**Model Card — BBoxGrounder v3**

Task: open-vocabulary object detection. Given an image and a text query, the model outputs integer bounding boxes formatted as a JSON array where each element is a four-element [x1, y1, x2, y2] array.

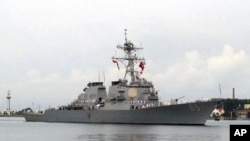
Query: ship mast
[[112, 29, 145, 82]]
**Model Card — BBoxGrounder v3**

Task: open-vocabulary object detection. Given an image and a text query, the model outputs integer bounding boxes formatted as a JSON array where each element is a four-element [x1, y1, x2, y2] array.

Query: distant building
[[236, 104, 250, 119], [244, 104, 250, 110]]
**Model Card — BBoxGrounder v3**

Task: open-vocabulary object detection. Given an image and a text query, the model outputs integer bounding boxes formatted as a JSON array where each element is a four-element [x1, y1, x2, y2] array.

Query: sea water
[[0, 117, 249, 141]]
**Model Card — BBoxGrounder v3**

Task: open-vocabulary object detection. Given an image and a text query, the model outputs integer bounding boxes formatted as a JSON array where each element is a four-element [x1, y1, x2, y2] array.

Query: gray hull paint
[[24, 101, 215, 125]]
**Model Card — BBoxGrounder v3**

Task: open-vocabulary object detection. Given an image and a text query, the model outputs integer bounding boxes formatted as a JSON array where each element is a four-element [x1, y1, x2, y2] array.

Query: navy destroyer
[[23, 30, 221, 125]]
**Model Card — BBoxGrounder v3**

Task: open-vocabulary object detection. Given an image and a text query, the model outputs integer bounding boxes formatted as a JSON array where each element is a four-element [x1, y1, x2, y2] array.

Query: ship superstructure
[[67, 29, 159, 111]]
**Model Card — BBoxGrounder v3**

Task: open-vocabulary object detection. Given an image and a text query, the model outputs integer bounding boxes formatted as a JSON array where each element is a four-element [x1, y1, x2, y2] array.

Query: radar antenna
[[124, 29, 128, 43], [112, 29, 145, 82]]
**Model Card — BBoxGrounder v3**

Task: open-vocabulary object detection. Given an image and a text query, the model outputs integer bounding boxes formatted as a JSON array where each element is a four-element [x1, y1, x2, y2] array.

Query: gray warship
[[23, 30, 221, 125]]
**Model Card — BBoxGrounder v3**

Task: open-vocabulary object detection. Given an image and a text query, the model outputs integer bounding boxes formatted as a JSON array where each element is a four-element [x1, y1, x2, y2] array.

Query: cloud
[[207, 45, 248, 73], [147, 45, 250, 100]]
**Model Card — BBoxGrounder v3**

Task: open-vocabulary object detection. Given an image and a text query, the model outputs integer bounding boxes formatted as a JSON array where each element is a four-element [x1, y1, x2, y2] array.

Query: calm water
[[0, 117, 249, 141]]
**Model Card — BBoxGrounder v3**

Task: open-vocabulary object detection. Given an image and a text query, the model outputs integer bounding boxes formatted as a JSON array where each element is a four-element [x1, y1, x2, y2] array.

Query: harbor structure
[[6, 90, 11, 111]]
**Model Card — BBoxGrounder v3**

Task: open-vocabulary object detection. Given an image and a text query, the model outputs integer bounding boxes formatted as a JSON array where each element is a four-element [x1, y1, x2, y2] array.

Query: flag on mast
[[139, 61, 145, 74], [112, 60, 120, 70]]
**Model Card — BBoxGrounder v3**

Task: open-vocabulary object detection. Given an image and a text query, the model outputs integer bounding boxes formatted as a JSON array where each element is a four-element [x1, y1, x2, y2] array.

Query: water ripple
[[76, 133, 220, 141]]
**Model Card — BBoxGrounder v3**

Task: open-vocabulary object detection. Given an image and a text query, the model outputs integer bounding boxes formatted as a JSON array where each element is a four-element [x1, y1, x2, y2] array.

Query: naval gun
[[175, 96, 185, 104], [169, 96, 185, 105]]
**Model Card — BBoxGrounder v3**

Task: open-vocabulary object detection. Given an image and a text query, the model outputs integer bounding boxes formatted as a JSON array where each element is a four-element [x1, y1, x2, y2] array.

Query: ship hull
[[23, 100, 216, 125]]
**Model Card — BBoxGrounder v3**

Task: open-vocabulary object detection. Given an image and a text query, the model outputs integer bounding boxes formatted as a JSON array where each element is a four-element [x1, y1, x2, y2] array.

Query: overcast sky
[[1, 0, 250, 111]]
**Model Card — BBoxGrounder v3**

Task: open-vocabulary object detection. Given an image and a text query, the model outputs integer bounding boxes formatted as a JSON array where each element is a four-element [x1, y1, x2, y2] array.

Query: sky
[[1, 0, 250, 111]]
